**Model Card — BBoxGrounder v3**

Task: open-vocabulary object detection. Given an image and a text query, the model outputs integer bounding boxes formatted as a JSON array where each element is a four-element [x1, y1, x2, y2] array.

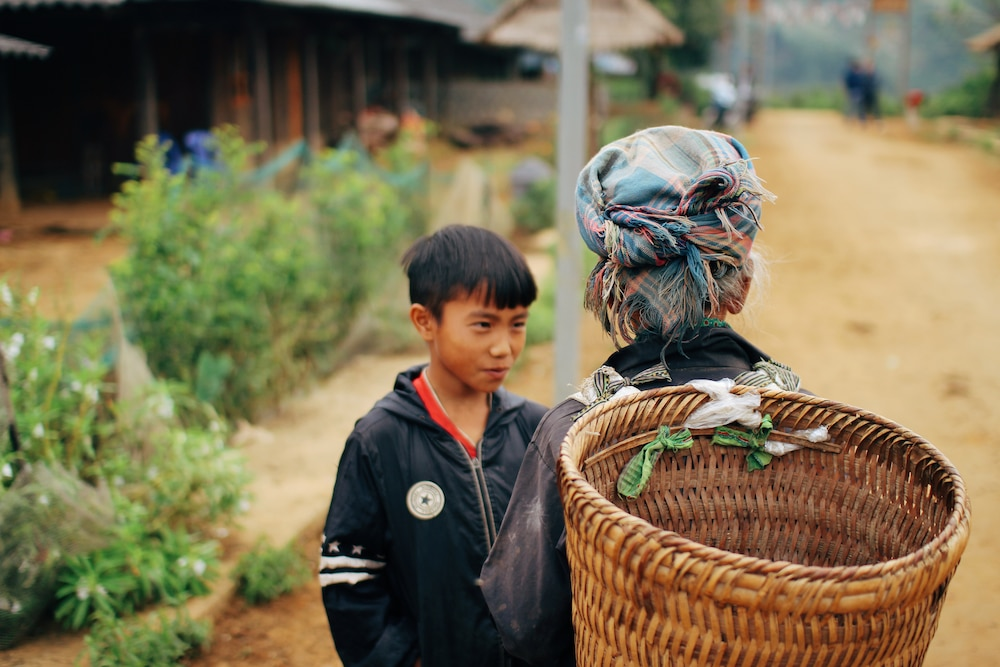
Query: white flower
[[42, 336, 56, 351], [4, 332, 24, 360], [31, 423, 44, 439], [96, 585, 107, 597], [193, 560, 207, 577], [147, 466, 158, 480], [26, 287, 38, 306], [113, 475, 124, 487], [153, 394, 174, 420], [76, 585, 90, 601], [178, 557, 189, 568], [209, 420, 221, 433], [84, 384, 99, 403], [213, 527, 230, 539], [38, 494, 49, 506], [0, 284, 12, 307], [238, 499, 251, 514], [70, 380, 82, 392], [1, 463, 12, 479]]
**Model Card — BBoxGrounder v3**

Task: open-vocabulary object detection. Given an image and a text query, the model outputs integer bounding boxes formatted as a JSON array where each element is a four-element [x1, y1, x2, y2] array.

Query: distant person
[[319, 224, 548, 667], [480, 125, 802, 666], [706, 73, 738, 131], [843, 58, 865, 122], [859, 59, 881, 125]]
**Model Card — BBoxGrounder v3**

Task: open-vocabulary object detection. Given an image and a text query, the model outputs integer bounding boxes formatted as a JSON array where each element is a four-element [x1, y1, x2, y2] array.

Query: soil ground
[[1, 108, 998, 666]]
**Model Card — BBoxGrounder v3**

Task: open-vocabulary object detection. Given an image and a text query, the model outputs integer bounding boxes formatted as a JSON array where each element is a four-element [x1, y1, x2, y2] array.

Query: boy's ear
[[409, 304, 436, 341]]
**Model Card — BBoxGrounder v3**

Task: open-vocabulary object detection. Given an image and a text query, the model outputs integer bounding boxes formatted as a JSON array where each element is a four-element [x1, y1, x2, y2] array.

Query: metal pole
[[899, 5, 911, 100], [553, 0, 589, 402]]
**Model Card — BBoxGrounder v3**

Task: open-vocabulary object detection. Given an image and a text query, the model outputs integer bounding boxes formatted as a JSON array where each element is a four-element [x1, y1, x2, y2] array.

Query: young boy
[[319, 224, 548, 667]]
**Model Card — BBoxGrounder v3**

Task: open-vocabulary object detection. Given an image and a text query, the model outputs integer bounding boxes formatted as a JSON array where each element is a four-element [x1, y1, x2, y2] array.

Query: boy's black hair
[[401, 224, 538, 319]]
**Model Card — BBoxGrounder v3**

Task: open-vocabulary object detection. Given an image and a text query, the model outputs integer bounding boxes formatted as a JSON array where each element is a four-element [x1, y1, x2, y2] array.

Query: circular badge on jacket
[[406, 481, 445, 520]]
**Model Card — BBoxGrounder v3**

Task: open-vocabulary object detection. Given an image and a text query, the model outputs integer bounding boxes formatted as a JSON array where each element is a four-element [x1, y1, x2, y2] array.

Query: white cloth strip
[[319, 555, 386, 571], [320, 571, 377, 587]]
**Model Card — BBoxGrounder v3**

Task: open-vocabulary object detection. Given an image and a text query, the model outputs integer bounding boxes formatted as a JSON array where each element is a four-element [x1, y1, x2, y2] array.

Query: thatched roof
[[967, 22, 1000, 52], [479, 0, 684, 53]]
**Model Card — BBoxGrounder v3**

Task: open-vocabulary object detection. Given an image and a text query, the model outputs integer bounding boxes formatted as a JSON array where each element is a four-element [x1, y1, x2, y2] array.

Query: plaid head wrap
[[576, 125, 775, 346]]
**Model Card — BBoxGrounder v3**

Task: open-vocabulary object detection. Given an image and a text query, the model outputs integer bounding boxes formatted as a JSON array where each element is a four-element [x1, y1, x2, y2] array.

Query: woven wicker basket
[[558, 385, 971, 667]]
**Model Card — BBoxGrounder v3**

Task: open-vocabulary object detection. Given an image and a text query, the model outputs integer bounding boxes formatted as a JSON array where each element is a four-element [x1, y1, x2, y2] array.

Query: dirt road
[[189, 109, 1000, 666], [1, 108, 997, 665], [736, 110, 998, 665]]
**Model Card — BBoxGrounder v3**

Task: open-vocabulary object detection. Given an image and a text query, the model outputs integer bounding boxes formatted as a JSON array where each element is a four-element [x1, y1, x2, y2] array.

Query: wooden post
[[422, 41, 438, 120], [285, 38, 304, 142], [133, 26, 159, 141], [0, 63, 20, 216], [393, 33, 408, 115], [210, 33, 231, 129], [350, 32, 366, 120], [250, 18, 273, 148], [302, 32, 322, 151]]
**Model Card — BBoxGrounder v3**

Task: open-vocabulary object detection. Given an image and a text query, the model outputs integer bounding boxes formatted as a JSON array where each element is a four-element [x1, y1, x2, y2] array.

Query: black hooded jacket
[[480, 326, 777, 666], [320, 364, 547, 667]]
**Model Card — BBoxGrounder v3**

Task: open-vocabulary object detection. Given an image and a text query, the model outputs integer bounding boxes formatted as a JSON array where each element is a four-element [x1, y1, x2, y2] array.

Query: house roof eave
[[0, 32, 52, 58]]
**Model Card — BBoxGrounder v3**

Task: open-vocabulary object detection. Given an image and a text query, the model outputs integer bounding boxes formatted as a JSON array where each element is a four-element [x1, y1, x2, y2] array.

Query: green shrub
[[232, 538, 312, 605], [1, 281, 250, 642], [83, 609, 211, 667], [108, 126, 423, 420], [511, 177, 556, 235], [0, 280, 112, 473], [921, 69, 994, 118]]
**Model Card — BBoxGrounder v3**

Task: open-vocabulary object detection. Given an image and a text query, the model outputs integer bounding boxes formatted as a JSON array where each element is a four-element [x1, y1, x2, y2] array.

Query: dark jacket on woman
[[480, 326, 776, 667]]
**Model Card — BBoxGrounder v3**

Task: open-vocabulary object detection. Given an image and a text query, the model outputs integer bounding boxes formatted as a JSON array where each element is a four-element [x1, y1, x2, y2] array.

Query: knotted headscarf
[[576, 126, 775, 346]]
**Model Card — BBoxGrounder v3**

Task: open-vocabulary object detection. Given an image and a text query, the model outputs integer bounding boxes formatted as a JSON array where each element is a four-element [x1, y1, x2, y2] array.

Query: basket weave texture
[[558, 385, 971, 667]]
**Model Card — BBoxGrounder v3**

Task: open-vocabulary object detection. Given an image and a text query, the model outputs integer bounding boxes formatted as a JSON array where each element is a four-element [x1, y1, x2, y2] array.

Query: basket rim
[[558, 385, 971, 610]]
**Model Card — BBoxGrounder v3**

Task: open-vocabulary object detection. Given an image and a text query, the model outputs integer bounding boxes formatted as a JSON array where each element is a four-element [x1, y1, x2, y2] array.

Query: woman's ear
[[725, 274, 753, 315], [410, 304, 436, 341]]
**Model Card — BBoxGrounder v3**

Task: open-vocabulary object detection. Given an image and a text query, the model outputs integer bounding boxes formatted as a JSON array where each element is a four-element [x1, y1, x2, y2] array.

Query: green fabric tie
[[617, 426, 693, 500], [712, 413, 775, 471]]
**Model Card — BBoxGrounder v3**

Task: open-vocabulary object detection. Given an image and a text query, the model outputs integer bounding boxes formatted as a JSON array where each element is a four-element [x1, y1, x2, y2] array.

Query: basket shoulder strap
[[570, 362, 672, 420]]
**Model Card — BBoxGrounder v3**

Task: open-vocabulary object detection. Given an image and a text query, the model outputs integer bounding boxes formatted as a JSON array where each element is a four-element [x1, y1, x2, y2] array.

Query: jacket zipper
[[468, 441, 497, 548]]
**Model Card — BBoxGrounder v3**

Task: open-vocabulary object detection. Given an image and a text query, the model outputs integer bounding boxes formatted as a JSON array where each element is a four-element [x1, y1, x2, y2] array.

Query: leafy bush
[[84, 609, 211, 667], [511, 177, 556, 235], [0, 281, 112, 473], [108, 126, 424, 420], [231, 538, 312, 605], [53, 522, 220, 630], [921, 68, 994, 118], [0, 280, 250, 642]]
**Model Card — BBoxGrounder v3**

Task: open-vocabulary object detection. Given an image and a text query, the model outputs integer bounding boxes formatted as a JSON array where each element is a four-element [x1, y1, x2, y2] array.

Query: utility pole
[[553, 0, 589, 402]]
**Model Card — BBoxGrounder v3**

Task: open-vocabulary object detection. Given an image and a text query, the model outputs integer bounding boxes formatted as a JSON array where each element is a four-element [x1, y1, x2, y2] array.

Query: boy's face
[[410, 289, 529, 399]]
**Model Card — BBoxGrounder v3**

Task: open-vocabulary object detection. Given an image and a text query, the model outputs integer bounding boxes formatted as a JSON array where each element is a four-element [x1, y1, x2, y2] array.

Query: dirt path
[[2, 109, 997, 666], [738, 110, 998, 665], [182, 109, 1000, 666]]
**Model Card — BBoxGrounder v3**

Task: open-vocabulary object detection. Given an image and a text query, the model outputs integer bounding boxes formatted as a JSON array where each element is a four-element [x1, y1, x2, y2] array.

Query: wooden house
[[0, 0, 516, 212]]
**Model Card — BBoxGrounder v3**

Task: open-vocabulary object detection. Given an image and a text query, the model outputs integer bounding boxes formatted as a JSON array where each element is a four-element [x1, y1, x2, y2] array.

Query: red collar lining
[[413, 371, 478, 459]]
